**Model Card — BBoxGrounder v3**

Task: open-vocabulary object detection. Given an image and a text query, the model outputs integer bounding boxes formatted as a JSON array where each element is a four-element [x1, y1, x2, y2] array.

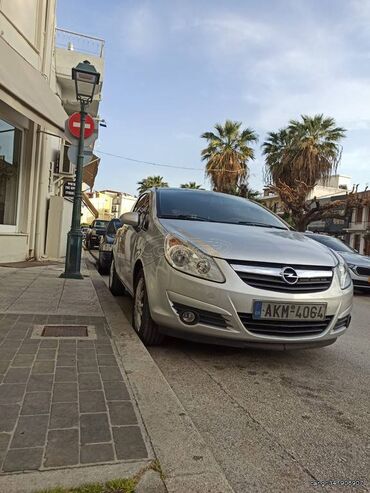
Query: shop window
[[0, 119, 22, 226]]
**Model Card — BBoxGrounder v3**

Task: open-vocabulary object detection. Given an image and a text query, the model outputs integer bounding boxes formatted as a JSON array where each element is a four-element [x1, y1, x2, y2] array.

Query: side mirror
[[119, 211, 139, 227]]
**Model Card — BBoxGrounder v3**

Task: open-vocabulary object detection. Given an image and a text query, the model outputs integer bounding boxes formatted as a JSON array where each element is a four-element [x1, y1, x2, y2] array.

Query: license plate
[[253, 301, 327, 321]]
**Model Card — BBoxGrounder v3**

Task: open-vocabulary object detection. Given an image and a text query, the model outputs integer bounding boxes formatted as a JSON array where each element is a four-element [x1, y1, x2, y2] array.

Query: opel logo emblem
[[281, 267, 299, 285]]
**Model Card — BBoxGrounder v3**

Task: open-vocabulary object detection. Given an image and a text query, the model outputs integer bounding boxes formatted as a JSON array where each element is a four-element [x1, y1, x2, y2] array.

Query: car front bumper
[[89, 235, 103, 247], [146, 257, 353, 348], [349, 269, 370, 289]]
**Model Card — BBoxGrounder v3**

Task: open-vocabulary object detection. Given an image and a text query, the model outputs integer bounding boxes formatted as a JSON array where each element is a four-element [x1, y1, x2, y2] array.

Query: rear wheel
[[133, 269, 164, 346], [97, 253, 109, 275], [109, 259, 125, 296]]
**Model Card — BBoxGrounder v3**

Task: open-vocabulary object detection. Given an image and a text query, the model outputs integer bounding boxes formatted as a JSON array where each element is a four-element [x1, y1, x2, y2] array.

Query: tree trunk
[[293, 215, 309, 232]]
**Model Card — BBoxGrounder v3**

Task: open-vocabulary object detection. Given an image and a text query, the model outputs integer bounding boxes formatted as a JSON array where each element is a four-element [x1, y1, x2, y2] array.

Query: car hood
[[337, 251, 370, 267], [159, 219, 337, 267]]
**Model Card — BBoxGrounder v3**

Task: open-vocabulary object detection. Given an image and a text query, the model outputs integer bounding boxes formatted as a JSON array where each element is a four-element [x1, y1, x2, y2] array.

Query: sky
[[57, 0, 370, 196]]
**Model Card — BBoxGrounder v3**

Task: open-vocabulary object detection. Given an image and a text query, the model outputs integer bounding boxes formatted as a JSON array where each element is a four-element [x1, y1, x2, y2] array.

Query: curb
[[86, 257, 234, 493]]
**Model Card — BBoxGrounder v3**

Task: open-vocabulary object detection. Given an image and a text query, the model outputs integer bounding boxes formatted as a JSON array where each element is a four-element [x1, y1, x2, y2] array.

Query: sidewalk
[[0, 257, 234, 492]]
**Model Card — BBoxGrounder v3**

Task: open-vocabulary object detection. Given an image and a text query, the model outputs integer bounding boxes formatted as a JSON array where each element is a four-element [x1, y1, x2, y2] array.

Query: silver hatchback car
[[110, 188, 353, 349]]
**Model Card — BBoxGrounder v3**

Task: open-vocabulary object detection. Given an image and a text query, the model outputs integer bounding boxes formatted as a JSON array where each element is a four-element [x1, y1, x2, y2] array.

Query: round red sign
[[68, 112, 95, 139]]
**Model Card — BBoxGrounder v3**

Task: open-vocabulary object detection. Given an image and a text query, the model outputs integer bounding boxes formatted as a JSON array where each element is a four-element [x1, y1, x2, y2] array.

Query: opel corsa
[[110, 189, 352, 349]]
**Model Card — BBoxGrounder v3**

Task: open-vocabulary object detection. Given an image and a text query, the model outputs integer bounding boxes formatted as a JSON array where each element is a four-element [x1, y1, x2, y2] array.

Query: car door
[[116, 193, 150, 292]]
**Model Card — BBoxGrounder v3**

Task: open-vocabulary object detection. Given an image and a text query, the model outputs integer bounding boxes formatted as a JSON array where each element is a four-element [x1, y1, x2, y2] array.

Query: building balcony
[[346, 222, 368, 232], [55, 28, 105, 117]]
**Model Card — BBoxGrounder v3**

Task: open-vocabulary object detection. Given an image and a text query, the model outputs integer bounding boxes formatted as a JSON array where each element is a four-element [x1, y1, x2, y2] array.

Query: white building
[[0, 1, 104, 262], [81, 190, 136, 225]]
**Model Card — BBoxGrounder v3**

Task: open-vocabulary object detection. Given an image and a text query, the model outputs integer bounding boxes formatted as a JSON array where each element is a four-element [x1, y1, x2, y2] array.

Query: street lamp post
[[61, 60, 100, 279]]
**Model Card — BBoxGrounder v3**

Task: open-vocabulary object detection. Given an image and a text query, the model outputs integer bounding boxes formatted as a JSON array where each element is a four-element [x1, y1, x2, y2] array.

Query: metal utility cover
[[31, 324, 97, 340], [42, 325, 88, 337]]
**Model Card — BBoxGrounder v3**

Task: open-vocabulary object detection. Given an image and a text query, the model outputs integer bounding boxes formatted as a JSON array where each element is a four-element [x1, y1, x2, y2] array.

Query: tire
[[109, 259, 125, 296], [97, 254, 109, 275], [132, 269, 164, 346]]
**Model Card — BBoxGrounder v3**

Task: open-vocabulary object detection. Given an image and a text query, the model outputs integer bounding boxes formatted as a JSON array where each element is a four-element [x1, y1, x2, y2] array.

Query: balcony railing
[[55, 28, 104, 58]]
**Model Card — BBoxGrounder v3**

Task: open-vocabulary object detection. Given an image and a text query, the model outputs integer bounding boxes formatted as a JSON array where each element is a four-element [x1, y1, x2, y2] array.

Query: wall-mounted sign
[[63, 180, 76, 198]]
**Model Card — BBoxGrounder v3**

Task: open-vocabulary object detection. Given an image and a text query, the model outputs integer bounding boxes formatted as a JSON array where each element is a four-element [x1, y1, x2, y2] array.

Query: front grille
[[356, 266, 370, 276], [238, 313, 333, 337], [230, 262, 333, 293], [172, 303, 229, 329]]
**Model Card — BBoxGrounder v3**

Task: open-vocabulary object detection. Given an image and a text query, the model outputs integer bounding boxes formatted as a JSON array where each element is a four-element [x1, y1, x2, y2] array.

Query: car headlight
[[164, 235, 225, 283], [334, 255, 352, 290], [100, 243, 113, 252]]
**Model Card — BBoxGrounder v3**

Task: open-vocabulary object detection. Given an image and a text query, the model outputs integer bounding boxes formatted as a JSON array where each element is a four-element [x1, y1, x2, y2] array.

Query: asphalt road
[[90, 251, 369, 492]]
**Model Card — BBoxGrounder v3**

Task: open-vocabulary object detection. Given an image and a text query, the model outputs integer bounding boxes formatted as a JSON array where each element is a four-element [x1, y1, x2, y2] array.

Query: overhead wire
[[95, 150, 244, 173]]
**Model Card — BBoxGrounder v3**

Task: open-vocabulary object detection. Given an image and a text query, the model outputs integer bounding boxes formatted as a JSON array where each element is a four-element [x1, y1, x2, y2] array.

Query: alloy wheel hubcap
[[134, 278, 144, 332], [109, 261, 114, 288]]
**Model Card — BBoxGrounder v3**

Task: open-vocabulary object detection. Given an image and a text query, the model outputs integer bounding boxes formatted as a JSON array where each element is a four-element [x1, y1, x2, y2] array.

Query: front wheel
[[97, 253, 109, 275], [133, 269, 164, 346], [109, 259, 125, 296]]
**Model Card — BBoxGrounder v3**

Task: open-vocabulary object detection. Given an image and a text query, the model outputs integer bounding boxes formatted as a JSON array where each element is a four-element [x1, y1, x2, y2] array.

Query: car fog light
[[180, 311, 198, 325]]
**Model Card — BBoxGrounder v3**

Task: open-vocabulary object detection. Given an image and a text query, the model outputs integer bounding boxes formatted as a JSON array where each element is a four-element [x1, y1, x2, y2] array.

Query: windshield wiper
[[158, 214, 212, 222], [236, 221, 286, 230]]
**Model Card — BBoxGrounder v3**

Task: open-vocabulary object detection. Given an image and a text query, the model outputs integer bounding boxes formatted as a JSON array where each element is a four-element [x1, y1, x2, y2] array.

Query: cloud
[[341, 147, 370, 187], [117, 4, 161, 56], [108, 0, 370, 190], [195, 13, 272, 51]]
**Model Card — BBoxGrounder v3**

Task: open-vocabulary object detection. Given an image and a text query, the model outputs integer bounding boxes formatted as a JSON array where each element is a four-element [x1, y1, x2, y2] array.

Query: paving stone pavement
[[0, 265, 150, 475]]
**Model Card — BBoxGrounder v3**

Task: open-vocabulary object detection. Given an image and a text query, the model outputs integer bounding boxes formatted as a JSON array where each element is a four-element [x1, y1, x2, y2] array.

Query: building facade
[[346, 191, 370, 256], [81, 190, 136, 225], [0, 0, 104, 262]]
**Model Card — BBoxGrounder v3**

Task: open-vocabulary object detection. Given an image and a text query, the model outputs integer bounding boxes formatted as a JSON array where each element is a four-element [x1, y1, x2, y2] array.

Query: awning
[[0, 37, 68, 136], [82, 155, 100, 189], [82, 192, 99, 218]]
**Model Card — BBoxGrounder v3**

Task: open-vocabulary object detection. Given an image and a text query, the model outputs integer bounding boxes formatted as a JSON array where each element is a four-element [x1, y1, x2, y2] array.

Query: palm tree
[[201, 120, 258, 193], [262, 115, 345, 188], [262, 128, 292, 186], [137, 176, 169, 194], [180, 182, 202, 189]]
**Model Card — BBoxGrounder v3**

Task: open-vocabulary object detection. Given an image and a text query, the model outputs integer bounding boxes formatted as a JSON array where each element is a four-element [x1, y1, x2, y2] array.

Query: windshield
[[308, 235, 354, 253], [94, 220, 109, 228], [156, 189, 287, 229]]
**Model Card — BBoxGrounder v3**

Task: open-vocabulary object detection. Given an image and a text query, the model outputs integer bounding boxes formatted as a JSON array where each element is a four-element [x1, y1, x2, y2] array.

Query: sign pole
[[61, 101, 87, 279]]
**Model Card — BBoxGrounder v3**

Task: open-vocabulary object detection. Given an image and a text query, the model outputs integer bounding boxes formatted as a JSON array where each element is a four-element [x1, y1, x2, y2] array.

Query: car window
[[156, 189, 287, 229], [94, 220, 109, 228], [307, 235, 355, 253], [107, 219, 121, 235], [133, 194, 150, 215]]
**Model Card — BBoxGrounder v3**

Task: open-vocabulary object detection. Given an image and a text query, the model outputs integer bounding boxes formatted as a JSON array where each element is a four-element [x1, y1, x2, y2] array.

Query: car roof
[[154, 187, 252, 200]]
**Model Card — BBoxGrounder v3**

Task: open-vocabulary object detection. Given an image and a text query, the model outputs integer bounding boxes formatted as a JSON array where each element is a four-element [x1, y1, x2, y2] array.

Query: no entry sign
[[68, 112, 95, 139]]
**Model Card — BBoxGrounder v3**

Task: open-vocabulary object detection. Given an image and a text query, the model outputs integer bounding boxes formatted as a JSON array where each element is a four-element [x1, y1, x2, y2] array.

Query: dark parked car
[[85, 219, 109, 249], [97, 218, 122, 274], [305, 233, 370, 291]]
